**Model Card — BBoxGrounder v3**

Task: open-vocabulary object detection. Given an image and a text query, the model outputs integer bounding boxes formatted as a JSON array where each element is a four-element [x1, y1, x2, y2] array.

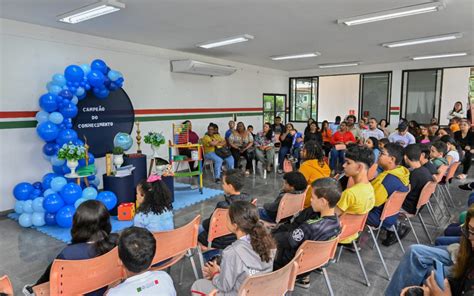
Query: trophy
[[135, 121, 142, 154]]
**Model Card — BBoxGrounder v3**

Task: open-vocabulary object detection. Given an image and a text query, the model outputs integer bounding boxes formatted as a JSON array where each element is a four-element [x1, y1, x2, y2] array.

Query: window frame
[[358, 71, 392, 123], [262, 93, 287, 125], [288, 76, 319, 122]]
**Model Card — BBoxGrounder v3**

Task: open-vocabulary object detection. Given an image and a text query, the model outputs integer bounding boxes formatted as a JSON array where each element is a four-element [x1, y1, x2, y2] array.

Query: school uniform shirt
[[371, 166, 410, 207], [337, 183, 375, 243], [388, 132, 416, 147], [133, 210, 174, 232], [402, 166, 433, 214], [106, 271, 176, 296]]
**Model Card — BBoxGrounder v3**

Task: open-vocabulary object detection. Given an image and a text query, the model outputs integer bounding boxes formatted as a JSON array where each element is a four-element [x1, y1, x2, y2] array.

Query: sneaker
[[295, 275, 310, 289], [215, 178, 221, 184], [458, 183, 472, 191], [382, 225, 410, 247], [23, 285, 35, 296]]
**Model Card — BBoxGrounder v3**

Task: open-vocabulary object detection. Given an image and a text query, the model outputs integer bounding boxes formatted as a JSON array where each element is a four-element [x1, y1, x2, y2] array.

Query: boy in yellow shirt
[[336, 145, 375, 245]]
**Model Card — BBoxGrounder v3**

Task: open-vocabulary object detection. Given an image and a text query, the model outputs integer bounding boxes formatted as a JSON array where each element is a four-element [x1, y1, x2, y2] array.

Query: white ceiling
[[0, 0, 473, 71]]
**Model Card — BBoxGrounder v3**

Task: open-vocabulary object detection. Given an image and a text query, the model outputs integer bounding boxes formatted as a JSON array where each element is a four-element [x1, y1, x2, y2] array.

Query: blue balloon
[[87, 70, 105, 88], [113, 132, 133, 151], [50, 177, 67, 192], [43, 142, 58, 156], [14, 200, 25, 214], [32, 212, 46, 227], [31, 189, 42, 198], [107, 70, 121, 82], [39, 93, 59, 112], [45, 212, 56, 225], [82, 187, 98, 200], [59, 103, 78, 118], [47, 84, 63, 95], [33, 197, 45, 212], [79, 64, 91, 75], [19, 213, 33, 227], [52, 74, 67, 87], [56, 129, 78, 146], [75, 87, 85, 97], [48, 112, 64, 125], [96, 88, 110, 99], [43, 193, 65, 213], [60, 183, 82, 205], [59, 89, 74, 100], [43, 189, 55, 198], [36, 111, 50, 123], [61, 163, 71, 175], [13, 182, 34, 201], [71, 96, 78, 105], [23, 200, 33, 213], [97, 191, 117, 210], [91, 177, 100, 187], [74, 197, 87, 209], [32, 182, 43, 190], [64, 65, 85, 83], [37, 121, 60, 142], [56, 205, 76, 228], [42, 173, 58, 189], [79, 153, 95, 167], [50, 155, 65, 166], [52, 165, 64, 175], [91, 59, 108, 74]]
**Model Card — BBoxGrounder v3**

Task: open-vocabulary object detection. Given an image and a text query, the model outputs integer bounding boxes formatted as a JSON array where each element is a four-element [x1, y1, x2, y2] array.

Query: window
[[402, 69, 442, 124], [263, 94, 286, 124], [360, 72, 391, 122], [289, 77, 318, 122]]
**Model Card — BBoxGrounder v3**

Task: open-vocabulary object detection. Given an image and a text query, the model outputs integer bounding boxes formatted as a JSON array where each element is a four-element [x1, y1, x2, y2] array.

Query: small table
[[65, 173, 94, 187], [169, 143, 203, 194], [103, 174, 135, 215]]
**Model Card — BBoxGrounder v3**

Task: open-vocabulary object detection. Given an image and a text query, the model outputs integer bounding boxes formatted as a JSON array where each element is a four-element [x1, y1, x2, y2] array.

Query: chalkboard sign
[[72, 88, 134, 157]]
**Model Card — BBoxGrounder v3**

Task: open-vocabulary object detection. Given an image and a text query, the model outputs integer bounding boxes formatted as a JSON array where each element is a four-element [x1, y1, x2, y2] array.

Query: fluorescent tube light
[[338, 1, 444, 26], [382, 33, 463, 48], [271, 52, 320, 61], [318, 62, 360, 68], [411, 52, 467, 60], [197, 34, 254, 49], [58, 0, 124, 24]]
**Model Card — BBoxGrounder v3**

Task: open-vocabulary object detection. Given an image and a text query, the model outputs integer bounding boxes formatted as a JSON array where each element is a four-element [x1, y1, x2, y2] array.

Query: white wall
[[319, 75, 360, 122], [440, 67, 471, 125], [0, 19, 288, 211]]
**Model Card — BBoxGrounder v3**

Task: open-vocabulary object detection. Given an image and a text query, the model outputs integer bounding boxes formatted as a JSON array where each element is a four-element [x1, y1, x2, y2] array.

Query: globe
[[113, 132, 133, 151]]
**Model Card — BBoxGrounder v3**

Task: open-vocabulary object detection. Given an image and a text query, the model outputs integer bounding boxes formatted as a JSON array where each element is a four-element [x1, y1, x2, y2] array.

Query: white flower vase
[[151, 145, 161, 158], [113, 154, 124, 169], [67, 159, 79, 176]]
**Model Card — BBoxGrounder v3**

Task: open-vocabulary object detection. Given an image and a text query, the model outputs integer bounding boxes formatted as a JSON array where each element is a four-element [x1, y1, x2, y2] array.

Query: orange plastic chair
[[151, 215, 201, 283], [439, 162, 461, 207], [400, 181, 438, 244], [366, 189, 409, 280], [367, 163, 378, 181], [295, 236, 340, 296], [208, 251, 302, 296], [0, 275, 13, 296], [432, 165, 451, 217], [337, 213, 370, 287], [262, 186, 308, 228], [206, 208, 231, 249], [32, 247, 125, 296]]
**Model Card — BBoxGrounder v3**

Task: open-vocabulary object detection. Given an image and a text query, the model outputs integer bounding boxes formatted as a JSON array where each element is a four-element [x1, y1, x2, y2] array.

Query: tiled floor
[[1, 167, 470, 295]]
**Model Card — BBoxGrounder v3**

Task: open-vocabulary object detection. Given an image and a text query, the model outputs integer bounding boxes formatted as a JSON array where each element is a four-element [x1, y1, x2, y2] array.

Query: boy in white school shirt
[[107, 227, 176, 296]]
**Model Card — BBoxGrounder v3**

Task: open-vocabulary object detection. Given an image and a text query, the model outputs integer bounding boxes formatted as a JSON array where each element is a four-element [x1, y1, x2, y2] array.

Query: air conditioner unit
[[170, 59, 237, 77]]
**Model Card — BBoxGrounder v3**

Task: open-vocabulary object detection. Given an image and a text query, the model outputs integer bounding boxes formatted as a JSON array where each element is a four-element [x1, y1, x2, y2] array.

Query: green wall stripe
[[390, 112, 400, 115], [0, 112, 262, 129]]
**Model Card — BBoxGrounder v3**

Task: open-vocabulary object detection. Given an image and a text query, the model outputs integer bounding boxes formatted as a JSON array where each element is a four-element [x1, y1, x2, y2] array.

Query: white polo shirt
[[107, 271, 176, 296]]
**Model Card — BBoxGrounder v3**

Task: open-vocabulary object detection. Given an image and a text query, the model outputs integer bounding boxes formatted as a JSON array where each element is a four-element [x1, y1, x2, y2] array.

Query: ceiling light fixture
[[411, 52, 468, 60], [382, 33, 463, 48], [318, 62, 360, 68], [271, 52, 320, 61], [58, 0, 125, 24], [337, 1, 444, 26], [196, 34, 254, 49]]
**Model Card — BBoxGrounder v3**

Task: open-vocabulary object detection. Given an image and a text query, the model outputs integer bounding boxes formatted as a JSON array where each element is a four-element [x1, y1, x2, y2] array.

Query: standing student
[[23, 200, 117, 296], [299, 141, 331, 208], [134, 175, 174, 232], [107, 227, 176, 295], [202, 123, 235, 183], [454, 119, 474, 179], [367, 143, 410, 247], [335, 146, 375, 245], [191, 201, 275, 296], [254, 122, 276, 173]]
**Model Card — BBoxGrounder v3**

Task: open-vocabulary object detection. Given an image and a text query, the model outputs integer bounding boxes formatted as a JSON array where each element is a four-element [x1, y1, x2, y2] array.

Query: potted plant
[[112, 146, 124, 169], [144, 132, 165, 158], [57, 142, 86, 176]]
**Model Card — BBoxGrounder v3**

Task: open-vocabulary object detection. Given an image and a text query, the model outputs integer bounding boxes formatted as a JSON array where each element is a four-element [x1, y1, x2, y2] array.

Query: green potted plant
[[144, 132, 165, 158], [57, 142, 86, 176], [112, 146, 124, 169]]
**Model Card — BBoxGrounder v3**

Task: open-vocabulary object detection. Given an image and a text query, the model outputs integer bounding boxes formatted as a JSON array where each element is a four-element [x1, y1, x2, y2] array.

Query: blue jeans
[[435, 236, 460, 246], [384, 245, 453, 296], [330, 148, 345, 171], [278, 145, 291, 169], [258, 208, 275, 223], [204, 152, 234, 179], [367, 204, 398, 230]]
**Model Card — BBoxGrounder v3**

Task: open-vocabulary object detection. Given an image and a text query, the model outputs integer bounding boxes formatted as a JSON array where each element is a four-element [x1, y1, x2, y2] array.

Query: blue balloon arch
[[12, 59, 122, 228]]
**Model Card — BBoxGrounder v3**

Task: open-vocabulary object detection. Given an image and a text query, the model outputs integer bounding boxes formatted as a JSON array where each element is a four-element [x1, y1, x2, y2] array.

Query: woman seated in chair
[[23, 200, 117, 296], [255, 122, 276, 173], [228, 122, 255, 175]]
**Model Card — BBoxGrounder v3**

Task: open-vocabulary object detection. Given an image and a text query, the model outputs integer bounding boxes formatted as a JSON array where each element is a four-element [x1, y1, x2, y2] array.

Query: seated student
[[385, 205, 474, 296], [365, 136, 380, 164], [198, 169, 252, 249], [335, 145, 375, 245], [289, 127, 304, 168], [401, 144, 434, 215], [299, 141, 331, 208], [191, 201, 275, 296], [259, 171, 308, 223], [440, 135, 460, 167], [272, 178, 342, 288], [107, 227, 176, 295], [430, 141, 449, 170], [23, 200, 117, 296], [367, 143, 410, 247], [419, 143, 439, 175], [254, 122, 276, 173], [329, 121, 356, 173], [134, 175, 174, 232]]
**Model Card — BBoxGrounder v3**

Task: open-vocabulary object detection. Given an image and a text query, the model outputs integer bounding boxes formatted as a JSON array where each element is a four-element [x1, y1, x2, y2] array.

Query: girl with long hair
[[447, 101, 465, 120], [228, 122, 255, 175], [454, 119, 474, 179], [191, 201, 275, 296], [134, 175, 174, 232], [255, 122, 276, 174], [320, 120, 333, 156]]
